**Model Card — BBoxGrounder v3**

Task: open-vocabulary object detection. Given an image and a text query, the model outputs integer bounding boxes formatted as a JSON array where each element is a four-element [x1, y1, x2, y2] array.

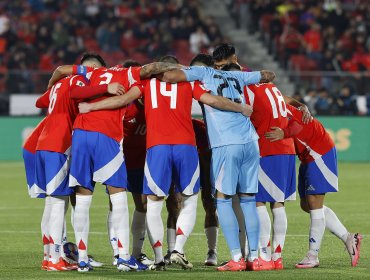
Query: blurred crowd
[[229, 0, 370, 116], [245, 0, 370, 73], [0, 0, 224, 95]]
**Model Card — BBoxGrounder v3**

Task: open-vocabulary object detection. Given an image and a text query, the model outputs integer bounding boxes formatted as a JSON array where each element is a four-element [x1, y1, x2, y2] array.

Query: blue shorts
[[143, 145, 200, 196], [35, 150, 72, 196], [23, 149, 45, 198], [298, 147, 338, 198], [256, 154, 296, 202], [211, 141, 260, 196], [127, 168, 144, 194], [69, 129, 127, 191]]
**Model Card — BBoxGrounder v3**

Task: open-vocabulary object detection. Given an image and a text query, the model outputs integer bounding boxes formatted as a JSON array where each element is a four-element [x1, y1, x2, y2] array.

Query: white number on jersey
[[265, 87, 287, 119], [48, 83, 62, 114], [150, 78, 178, 109], [99, 72, 113, 85]]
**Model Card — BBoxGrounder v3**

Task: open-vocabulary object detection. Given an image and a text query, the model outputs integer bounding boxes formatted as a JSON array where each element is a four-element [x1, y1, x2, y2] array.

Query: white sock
[[174, 194, 198, 254], [110, 192, 130, 261], [48, 196, 68, 264], [107, 211, 119, 256], [131, 210, 146, 258], [205, 226, 218, 252], [74, 194, 92, 263], [324, 206, 349, 243], [272, 207, 287, 261], [167, 228, 176, 252], [309, 208, 325, 256], [146, 199, 164, 264], [257, 206, 272, 261], [41, 197, 52, 261], [62, 198, 68, 245], [232, 196, 247, 256], [70, 205, 75, 231]]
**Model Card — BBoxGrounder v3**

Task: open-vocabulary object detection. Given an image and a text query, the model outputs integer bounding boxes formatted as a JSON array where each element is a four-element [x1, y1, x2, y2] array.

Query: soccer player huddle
[[23, 43, 362, 273]]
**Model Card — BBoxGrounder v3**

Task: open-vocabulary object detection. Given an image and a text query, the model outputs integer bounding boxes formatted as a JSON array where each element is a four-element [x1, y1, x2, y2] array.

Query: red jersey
[[192, 119, 209, 155], [285, 104, 335, 164], [245, 83, 295, 156], [23, 118, 47, 153], [73, 66, 142, 143], [36, 75, 86, 154], [143, 79, 207, 149], [123, 100, 146, 170]]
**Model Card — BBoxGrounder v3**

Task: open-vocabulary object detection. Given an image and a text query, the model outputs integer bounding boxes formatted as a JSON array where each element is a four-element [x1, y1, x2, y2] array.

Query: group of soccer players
[[23, 43, 362, 272]]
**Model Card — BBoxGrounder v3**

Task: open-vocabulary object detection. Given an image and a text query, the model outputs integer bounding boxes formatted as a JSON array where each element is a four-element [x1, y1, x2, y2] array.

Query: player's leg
[[270, 202, 287, 269], [256, 201, 272, 268], [35, 150, 75, 271], [169, 145, 200, 269], [41, 196, 52, 270], [91, 131, 140, 271], [69, 129, 97, 272], [257, 154, 296, 270], [143, 145, 172, 271], [165, 185, 182, 264], [128, 168, 153, 265], [232, 196, 247, 258], [107, 198, 119, 265], [201, 179, 218, 266], [238, 141, 260, 271], [212, 145, 246, 272], [23, 148, 49, 269]]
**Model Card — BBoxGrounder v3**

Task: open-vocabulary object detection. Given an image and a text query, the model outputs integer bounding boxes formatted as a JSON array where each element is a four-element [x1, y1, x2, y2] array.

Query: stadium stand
[[0, 0, 223, 96], [229, 0, 370, 116]]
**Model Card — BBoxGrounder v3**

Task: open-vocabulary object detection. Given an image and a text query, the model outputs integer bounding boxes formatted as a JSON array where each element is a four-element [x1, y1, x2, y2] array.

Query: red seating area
[[0, 0, 225, 94]]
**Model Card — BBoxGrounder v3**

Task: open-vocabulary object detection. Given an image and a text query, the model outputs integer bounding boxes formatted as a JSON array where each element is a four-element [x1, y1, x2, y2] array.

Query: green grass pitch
[[0, 161, 369, 279]]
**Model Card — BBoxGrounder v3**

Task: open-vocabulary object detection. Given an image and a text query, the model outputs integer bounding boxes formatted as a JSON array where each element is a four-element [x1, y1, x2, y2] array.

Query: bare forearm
[[140, 62, 181, 79], [89, 87, 141, 111], [48, 65, 73, 88], [260, 70, 276, 83], [208, 96, 244, 113], [283, 95, 303, 107]]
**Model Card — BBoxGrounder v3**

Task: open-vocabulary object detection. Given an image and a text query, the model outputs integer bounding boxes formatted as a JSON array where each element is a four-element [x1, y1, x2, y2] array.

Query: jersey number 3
[[150, 79, 177, 109], [265, 87, 287, 118]]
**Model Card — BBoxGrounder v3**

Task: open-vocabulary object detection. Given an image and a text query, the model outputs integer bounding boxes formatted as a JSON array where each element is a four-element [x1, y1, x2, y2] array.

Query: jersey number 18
[[265, 87, 287, 119]]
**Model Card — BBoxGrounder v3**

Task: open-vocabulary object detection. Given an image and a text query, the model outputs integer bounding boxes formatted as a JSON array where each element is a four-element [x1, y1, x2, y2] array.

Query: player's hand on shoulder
[[298, 104, 313, 124], [265, 127, 284, 142], [241, 104, 253, 117], [108, 83, 126, 95], [78, 102, 92, 114]]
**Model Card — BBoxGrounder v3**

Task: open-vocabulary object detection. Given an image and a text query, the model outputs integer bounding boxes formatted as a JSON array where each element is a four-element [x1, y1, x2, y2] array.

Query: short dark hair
[[159, 55, 179, 64], [221, 63, 241, 71], [212, 43, 235, 62], [80, 52, 106, 67], [190, 54, 214, 67], [122, 59, 142, 68]]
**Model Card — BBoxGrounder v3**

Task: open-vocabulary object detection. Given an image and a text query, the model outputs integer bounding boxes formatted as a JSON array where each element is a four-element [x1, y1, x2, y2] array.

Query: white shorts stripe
[[182, 161, 200, 195], [314, 157, 339, 190], [215, 162, 225, 194], [144, 160, 166, 197], [46, 158, 70, 195], [258, 166, 285, 202], [69, 174, 81, 187], [29, 183, 45, 197], [93, 152, 124, 183]]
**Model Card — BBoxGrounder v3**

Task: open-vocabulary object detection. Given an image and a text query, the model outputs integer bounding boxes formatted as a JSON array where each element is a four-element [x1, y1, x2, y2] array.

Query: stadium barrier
[[0, 116, 369, 162]]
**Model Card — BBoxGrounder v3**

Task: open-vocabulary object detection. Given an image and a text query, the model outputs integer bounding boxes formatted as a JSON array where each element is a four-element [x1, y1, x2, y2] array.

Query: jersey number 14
[[150, 79, 178, 109]]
